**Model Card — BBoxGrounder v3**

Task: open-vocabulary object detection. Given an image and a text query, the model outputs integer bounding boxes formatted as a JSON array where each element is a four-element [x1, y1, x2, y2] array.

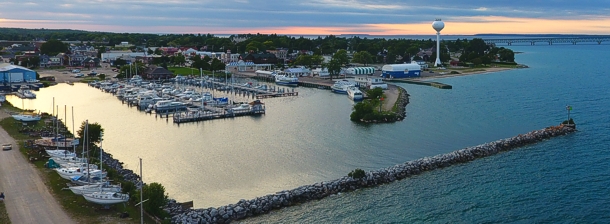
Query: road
[[0, 111, 75, 224]]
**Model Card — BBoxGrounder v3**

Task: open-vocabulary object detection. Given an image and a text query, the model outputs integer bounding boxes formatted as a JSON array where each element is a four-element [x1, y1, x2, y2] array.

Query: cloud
[[0, 0, 608, 34]]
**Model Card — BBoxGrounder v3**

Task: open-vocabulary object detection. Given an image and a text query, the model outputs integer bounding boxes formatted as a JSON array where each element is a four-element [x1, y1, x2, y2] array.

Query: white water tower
[[432, 19, 445, 67]]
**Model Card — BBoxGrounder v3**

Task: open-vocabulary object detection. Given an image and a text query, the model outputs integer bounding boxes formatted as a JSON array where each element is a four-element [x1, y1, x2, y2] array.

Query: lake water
[[8, 44, 610, 222]]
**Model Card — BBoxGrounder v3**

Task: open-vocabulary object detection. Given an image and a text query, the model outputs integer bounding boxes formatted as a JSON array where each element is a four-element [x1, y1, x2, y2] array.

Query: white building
[[101, 52, 146, 63]]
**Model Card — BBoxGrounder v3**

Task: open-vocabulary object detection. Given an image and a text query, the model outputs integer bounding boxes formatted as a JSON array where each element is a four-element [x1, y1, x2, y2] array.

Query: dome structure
[[432, 19, 445, 32]]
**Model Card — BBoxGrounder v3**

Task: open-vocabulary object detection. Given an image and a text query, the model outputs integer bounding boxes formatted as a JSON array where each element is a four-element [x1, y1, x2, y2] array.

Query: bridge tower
[[432, 19, 445, 67]]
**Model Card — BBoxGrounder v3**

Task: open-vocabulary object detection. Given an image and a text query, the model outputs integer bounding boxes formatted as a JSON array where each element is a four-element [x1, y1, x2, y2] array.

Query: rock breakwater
[[170, 124, 575, 224]]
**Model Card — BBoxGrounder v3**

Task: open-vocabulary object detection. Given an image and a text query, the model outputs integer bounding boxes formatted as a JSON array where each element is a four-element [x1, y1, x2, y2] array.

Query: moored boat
[[275, 75, 299, 87], [347, 87, 364, 101]]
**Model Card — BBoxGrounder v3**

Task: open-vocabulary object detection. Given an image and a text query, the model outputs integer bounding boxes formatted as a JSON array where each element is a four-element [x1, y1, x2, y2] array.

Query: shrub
[[450, 71, 460, 74], [348, 168, 366, 179]]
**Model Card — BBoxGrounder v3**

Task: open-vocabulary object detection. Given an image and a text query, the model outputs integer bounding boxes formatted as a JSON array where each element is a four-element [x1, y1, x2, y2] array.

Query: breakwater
[[169, 124, 576, 223], [386, 79, 453, 89]]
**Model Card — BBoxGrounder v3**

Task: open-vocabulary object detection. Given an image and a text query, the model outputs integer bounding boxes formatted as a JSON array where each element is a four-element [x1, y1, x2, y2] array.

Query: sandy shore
[[417, 67, 516, 81]]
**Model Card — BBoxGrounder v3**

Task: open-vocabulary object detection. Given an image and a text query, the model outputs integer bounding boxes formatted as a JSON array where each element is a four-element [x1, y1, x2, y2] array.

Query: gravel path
[[0, 111, 75, 224]]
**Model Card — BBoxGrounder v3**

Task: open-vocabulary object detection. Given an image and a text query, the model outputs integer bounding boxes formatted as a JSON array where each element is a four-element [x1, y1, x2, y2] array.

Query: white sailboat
[[83, 192, 129, 205], [70, 182, 122, 195]]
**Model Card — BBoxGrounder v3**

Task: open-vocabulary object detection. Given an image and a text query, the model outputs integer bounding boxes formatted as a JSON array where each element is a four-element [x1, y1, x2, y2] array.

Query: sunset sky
[[1, 0, 609, 35]]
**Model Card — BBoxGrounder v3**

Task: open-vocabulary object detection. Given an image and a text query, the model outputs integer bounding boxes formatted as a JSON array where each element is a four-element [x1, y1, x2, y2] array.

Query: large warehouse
[[381, 63, 421, 78], [0, 64, 37, 83]]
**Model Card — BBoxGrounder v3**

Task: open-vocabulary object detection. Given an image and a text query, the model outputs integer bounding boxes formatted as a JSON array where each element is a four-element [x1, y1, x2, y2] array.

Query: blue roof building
[[0, 64, 37, 83]]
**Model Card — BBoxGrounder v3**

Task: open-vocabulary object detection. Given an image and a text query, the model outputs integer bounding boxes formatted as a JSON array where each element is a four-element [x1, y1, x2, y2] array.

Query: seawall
[[169, 124, 576, 224]]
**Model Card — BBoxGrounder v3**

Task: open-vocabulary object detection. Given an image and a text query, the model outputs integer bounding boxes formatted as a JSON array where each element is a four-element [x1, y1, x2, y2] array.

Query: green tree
[[76, 121, 104, 147], [147, 48, 153, 55], [324, 58, 342, 81], [333, 49, 349, 66], [210, 58, 225, 71], [498, 48, 515, 62], [97, 46, 106, 58], [263, 40, 275, 50], [143, 182, 168, 217], [294, 54, 313, 68], [113, 58, 127, 67], [40, 39, 68, 55], [352, 51, 373, 66], [173, 54, 186, 66], [98, 73, 106, 80], [154, 48, 162, 55]]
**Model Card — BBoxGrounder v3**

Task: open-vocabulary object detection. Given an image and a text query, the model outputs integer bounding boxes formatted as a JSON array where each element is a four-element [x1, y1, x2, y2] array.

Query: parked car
[[72, 69, 80, 73], [2, 144, 12, 151], [75, 73, 84, 78]]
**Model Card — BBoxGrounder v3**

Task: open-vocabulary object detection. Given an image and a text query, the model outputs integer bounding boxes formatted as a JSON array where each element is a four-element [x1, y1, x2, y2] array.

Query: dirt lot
[[37, 63, 119, 83]]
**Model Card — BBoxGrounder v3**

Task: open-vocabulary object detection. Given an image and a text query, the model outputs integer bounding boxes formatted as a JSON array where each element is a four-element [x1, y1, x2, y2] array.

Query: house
[[39, 55, 50, 67], [143, 65, 173, 80], [82, 57, 101, 68], [68, 54, 87, 67], [239, 53, 278, 64], [49, 56, 62, 67], [267, 48, 288, 60]]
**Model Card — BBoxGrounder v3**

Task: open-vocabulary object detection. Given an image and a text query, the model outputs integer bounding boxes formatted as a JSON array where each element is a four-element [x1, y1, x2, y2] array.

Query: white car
[[72, 69, 80, 73], [75, 73, 84, 78]]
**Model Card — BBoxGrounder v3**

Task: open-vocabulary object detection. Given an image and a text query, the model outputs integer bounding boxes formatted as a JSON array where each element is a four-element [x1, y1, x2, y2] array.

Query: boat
[[52, 156, 87, 165], [55, 167, 106, 180], [82, 192, 129, 205], [154, 100, 187, 111], [12, 113, 42, 122], [37, 137, 77, 149], [347, 87, 364, 101], [330, 80, 356, 94], [70, 175, 102, 186], [45, 149, 77, 158], [16, 86, 36, 99], [66, 81, 74, 85], [274, 75, 299, 87], [69, 182, 122, 195], [229, 104, 251, 112]]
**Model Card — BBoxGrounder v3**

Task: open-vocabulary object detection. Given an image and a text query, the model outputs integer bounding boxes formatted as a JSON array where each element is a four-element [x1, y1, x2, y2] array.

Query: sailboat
[[12, 99, 41, 121], [70, 131, 122, 195], [82, 191, 129, 205]]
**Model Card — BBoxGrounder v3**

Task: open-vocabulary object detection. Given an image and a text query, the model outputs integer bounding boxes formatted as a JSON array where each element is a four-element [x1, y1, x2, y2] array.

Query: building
[[115, 42, 134, 48], [267, 48, 288, 60], [143, 65, 173, 80], [346, 67, 376, 75], [0, 64, 37, 83], [381, 64, 421, 78], [101, 52, 146, 63], [82, 57, 101, 68]]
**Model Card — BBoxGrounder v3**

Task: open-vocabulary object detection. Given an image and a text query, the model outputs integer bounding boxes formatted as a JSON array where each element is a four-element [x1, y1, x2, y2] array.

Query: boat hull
[[275, 81, 298, 87]]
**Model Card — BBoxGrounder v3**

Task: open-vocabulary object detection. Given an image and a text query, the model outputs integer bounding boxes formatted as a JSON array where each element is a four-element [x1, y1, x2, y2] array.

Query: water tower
[[432, 19, 445, 67]]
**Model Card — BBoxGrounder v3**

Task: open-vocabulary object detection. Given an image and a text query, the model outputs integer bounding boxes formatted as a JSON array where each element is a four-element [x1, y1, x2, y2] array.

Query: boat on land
[[347, 87, 364, 101], [82, 192, 129, 205], [275, 75, 299, 87], [12, 113, 42, 122], [69, 182, 122, 195]]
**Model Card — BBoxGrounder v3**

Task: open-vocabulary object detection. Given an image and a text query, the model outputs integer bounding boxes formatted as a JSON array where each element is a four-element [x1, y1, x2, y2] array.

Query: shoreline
[[170, 124, 575, 223], [417, 67, 517, 81]]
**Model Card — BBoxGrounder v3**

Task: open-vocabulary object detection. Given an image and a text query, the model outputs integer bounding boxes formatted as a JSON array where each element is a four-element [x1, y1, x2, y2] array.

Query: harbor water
[[7, 44, 610, 222]]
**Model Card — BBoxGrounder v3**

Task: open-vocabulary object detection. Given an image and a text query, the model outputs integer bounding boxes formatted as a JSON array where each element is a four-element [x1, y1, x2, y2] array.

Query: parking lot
[[37, 63, 119, 83]]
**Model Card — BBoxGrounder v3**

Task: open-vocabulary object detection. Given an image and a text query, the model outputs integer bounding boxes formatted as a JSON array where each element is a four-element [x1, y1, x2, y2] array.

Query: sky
[[1, 0, 609, 35]]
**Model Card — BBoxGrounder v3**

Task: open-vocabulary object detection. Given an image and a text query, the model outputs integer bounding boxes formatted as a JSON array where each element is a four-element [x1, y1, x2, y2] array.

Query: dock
[[172, 107, 265, 123], [256, 92, 298, 99], [385, 79, 453, 89]]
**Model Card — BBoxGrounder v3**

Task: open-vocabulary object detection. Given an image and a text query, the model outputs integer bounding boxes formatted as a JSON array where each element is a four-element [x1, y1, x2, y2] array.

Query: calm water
[[8, 45, 610, 223]]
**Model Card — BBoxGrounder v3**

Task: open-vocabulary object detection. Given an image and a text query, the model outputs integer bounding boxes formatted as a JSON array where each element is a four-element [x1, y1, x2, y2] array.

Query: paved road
[[0, 111, 75, 224]]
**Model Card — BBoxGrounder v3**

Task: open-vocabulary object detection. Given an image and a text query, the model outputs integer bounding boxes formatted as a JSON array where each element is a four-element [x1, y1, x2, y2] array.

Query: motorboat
[[330, 80, 356, 94], [154, 100, 187, 111], [347, 87, 364, 101], [69, 182, 122, 195], [229, 104, 251, 112], [274, 75, 299, 87], [83, 192, 129, 205], [17, 86, 36, 99], [12, 113, 42, 122]]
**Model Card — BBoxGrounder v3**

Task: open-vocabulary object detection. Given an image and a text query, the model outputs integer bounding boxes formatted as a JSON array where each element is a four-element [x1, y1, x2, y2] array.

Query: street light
[[377, 96, 383, 112]]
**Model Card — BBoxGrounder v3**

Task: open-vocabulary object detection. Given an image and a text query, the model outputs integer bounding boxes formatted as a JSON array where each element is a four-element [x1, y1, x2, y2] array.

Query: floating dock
[[172, 108, 265, 123]]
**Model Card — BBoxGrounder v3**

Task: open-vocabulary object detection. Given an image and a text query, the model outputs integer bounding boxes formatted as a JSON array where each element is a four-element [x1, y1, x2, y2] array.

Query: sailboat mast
[[56, 105, 59, 150], [72, 107, 75, 154], [140, 157, 143, 224]]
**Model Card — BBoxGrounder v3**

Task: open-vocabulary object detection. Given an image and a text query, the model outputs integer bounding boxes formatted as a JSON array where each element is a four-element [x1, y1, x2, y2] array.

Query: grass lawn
[[0, 202, 9, 224], [0, 101, 159, 224]]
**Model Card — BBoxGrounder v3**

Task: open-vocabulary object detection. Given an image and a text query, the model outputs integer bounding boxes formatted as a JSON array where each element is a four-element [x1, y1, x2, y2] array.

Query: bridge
[[484, 36, 610, 45]]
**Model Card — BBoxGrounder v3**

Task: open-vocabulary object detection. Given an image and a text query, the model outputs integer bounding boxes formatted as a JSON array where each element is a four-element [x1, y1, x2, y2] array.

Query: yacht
[[17, 86, 36, 99], [330, 80, 356, 94], [229, 104, 251, 112], [347, 87, 364, 101], [275, 75, 299, 87], [154, 100, 187, 112]]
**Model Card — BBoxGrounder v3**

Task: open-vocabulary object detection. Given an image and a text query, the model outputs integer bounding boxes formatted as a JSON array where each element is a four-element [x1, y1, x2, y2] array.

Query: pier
[[484, 36, 610, 46], [386, 79, 453, 89], [169, 124, 575, 224]]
